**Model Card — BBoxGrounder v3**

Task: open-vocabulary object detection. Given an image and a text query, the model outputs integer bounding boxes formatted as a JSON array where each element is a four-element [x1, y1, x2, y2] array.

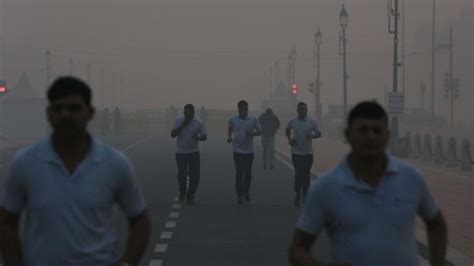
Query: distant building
[[0, 72, 48, 138]]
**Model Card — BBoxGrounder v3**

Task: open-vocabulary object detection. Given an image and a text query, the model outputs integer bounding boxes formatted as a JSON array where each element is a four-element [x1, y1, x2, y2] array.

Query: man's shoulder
[[389, 156, 426, 183], [10, 141, 43, 165], [96, 141, 131, 167]]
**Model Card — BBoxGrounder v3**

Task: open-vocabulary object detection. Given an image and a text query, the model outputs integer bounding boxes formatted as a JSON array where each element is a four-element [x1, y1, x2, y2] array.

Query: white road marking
[[154, 243, 168, 253], [160, 231, 173, 239], [171, 203, 181, 209], [122, 137, 153, 153], [165, 221, 177, 228], [169, 212, 180, 219], [149, 260, 163, 266]]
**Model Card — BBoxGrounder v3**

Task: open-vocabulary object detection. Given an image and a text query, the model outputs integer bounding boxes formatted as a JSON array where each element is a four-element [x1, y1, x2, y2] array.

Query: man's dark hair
[[184, 104, 195, 111], [238, 100, 248, 107], [297, 102, 307, 107], [47, 76, 92, 106], [347, 101, 388, 129]]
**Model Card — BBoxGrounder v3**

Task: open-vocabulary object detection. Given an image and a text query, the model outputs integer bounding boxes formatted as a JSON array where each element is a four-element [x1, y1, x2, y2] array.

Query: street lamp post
[[45, 49, 52, 91], [314, 28, 322, 120], [338, 5, 349, 121]]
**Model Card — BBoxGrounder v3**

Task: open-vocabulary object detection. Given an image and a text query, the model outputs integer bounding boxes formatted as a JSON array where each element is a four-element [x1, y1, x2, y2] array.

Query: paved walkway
[[275, 135, 473, 265]]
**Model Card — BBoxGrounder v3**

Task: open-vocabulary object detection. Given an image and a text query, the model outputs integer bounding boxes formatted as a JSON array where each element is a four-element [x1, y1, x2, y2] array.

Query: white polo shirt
[[229, 115, 262, 154], [1, 135, 146, 266], [174, 115, 207, 154], [297, 155, 439, 266], [286, 116, 321, 155]]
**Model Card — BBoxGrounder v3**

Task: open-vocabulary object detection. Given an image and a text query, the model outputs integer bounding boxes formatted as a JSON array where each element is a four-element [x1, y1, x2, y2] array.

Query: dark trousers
[[233, 153, 254, 198], [176, 152, 200, 199], [292, 154, 314, 197]]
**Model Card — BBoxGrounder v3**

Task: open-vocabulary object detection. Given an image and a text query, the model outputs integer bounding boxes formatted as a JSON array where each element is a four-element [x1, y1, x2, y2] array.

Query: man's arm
[[121, 210, 152, 266], [227, 122, 234, 143], [253, 119, 262, 136], [311, 121, 322, 139], [425, 211, 448, 266], [171, 120, 188, 138], [289, 230, 318, 266], [0, 207, 22, 266]]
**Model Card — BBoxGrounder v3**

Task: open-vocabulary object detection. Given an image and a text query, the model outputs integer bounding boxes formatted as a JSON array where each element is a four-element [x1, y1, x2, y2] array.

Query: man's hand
[[289, 139, 296, 146], [193, 131, 200, 140], [246, 130, 255, 137], [227, 137, 233, 143]]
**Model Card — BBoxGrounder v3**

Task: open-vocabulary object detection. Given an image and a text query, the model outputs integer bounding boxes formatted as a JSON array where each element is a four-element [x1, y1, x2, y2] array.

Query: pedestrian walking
[[258, 108, 280, 169]]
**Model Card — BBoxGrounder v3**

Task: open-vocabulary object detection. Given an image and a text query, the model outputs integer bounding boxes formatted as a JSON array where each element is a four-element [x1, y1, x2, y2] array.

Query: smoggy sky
[[1, 0, 472, 123]]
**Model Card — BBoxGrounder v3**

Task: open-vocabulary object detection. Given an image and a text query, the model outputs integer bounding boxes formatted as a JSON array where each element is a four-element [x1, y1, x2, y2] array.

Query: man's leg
[[261, 137, 268, 169], [176, 153, 189, 203], [243, 153, 255, 202], [233, 153, 244, 203], [301, 155, 314, 204], [269, 135, 276, 169], [292, 154, 303, 207], [186, 152, 201, 204]]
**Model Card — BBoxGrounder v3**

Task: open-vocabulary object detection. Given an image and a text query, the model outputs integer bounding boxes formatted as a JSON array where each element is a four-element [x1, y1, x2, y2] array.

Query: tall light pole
[[314, 28, 322, 120], [289, 47, 297, 89], [431, 0, 436, 120], [45, 49, 52, 91], [389, 0, 402, 146], [338, 4, 349, 121], [68, 57, 74, 75], [439, 26, 459, 128]]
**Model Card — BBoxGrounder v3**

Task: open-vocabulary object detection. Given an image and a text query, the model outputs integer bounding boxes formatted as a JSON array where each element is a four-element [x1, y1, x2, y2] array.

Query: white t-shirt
[[174, 115, 207, 154], [229, 115, 262, 154], [286, 116, 321, 155]]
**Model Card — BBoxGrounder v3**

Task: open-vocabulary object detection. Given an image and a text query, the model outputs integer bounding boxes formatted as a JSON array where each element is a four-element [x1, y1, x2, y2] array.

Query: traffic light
[[291, 84, 298, 95], [0, 80, 7, 96]]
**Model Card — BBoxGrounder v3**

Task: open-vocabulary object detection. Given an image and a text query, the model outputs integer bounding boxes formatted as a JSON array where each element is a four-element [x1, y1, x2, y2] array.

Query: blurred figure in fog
[[289, 101, 447, 266], [258, 108, 280, 170], [0, 76, 151, 266], [113, 107, 122, 136], [171, 104, 207, 205], [102, 107, 111, 136]]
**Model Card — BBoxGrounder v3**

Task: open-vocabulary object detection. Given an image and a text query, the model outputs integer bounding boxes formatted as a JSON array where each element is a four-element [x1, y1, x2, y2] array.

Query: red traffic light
[[0, 86, 7, 94], [291, 84, 298, 95]]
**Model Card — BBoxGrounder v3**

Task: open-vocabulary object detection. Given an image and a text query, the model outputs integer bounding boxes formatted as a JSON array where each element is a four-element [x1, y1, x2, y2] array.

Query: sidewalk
[[275, 136, 473, 264]]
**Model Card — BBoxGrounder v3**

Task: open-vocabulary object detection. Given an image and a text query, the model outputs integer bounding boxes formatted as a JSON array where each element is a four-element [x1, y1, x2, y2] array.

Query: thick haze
[[1, 0, 472, 123]]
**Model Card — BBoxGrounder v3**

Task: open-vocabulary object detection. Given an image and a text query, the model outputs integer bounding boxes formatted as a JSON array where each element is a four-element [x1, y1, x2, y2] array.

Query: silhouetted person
[[286, 102, 321, 207], [102, 107, 111, 136], [0, 77, 151, 266], [289, 101, 447, 266], [113, 107, 122, 135], [258, 108, 280, 169], [171, 104, 207, 205], [227, 100, 262, 204]]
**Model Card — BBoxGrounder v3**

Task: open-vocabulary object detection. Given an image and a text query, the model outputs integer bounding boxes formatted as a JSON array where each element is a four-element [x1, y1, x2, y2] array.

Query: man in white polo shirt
[[289, 101, 447, 266], [286, 102, 321, 207], [171, 104, 207, 205], [227, 100, 262, 204], [0, 77, 151, 266]]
